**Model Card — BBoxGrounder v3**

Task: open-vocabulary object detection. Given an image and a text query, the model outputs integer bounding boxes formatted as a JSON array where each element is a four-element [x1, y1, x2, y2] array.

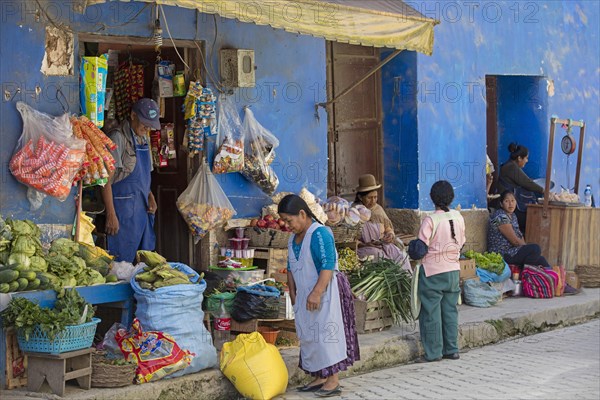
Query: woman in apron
[[278, 195, 359, 398]]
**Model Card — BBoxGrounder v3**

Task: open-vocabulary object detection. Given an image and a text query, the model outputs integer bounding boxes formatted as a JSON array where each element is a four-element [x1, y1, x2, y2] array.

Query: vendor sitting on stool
[[487, 191, 578, 295]]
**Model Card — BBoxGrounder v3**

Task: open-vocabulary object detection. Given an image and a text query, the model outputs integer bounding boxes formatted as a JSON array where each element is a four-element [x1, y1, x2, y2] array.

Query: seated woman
[[497, 143, 545, 233], [487, 191, 577, 294], [353, 174, 411, 272]]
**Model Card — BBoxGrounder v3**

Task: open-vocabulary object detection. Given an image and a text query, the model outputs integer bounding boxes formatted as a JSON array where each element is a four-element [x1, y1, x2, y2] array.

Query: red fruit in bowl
[[264, 215, 275, 222], [267, 222, 280, 230], [256, 220, 268, 228], [250, 219, 258, 227], [277, 219, 287, 228]]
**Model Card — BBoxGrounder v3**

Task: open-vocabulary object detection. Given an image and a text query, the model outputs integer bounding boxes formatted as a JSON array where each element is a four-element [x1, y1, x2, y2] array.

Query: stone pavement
[[1, 288, 599, 400], [278, 319, 600, 400]]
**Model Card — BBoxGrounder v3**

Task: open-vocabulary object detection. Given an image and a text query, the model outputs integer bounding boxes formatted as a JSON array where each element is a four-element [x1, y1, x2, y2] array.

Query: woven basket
[[575, 265, 600, 288], [91, 351, 136, 388], [17, 318, 100, 354], [329, 224, 362, 243], [247, 228, 291, 248]]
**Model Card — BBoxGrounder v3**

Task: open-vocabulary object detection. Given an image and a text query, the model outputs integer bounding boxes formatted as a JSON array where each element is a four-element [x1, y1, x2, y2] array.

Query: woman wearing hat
[[353, 174, 411, 272]]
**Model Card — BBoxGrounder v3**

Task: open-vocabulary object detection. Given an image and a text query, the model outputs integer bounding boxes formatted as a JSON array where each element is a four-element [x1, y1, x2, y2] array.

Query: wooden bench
[[25, 348, 93, 396]]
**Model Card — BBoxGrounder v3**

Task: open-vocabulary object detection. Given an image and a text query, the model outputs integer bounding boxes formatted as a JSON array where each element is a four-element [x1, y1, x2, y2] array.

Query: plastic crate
[[17, 318, 101, 354]]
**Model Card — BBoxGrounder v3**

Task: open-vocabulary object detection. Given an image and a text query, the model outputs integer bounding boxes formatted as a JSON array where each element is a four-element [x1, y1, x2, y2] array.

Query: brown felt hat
[[356, 174, 381, 192]]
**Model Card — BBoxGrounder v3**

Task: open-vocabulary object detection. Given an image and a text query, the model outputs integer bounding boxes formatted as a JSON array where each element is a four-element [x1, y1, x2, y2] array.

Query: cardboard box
[[566, 271, 581, 289], [460, 258, 477, 279]]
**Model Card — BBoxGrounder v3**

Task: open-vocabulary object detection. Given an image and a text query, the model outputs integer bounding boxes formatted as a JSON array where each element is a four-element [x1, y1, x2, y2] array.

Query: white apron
[[289, 223, 347, 372]]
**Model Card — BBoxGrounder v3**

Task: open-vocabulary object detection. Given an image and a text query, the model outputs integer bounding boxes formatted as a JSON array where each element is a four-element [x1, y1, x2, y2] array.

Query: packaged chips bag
[[80, 54, 108, 128]]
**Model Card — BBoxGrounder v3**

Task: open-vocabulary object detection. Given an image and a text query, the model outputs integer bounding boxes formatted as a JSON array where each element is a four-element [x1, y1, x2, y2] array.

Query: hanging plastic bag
[[115, 318, 193, 384], [240, 107, 280, 194], [9, 102, 86, 210], [220, 332, 288, 400], [177, 161, 236, 242], [213, 95, 244, 174]]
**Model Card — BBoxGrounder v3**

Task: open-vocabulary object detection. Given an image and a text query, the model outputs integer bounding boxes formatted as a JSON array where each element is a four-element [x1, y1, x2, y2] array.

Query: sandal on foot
[[297, 383, 324, 392], [315, 385, 342, 397]]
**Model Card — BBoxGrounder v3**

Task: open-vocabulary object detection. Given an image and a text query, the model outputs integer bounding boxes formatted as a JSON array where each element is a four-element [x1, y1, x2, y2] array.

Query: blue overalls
[[107, 130, 156, 263]]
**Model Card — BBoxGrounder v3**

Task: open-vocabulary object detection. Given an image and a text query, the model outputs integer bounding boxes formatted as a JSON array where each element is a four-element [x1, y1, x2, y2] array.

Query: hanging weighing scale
[[560, 119, 577, 155]]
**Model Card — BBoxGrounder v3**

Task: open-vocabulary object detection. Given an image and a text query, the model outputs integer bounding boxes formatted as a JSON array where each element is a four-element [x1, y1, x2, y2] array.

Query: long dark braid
[[430, 181, 457, 244]]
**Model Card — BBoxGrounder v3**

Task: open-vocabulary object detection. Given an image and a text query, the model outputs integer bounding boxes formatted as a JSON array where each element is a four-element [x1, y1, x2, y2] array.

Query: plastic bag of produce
[[115, 318, 193, 383], [177, 161, 236, 243], [240, 107, 280, 194], [476, 261, 511, 283], [10, 102, 86, 210], [213, 95, 244, 174], [231, 284, 280, 322], [131, 262, 218, 377], [463, 280, 501, 308], [220, 332, 288, 400]]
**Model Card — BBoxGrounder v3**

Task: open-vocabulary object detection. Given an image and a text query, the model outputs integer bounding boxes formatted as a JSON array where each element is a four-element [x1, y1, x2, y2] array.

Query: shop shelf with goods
[[253, 247, 289, 278]]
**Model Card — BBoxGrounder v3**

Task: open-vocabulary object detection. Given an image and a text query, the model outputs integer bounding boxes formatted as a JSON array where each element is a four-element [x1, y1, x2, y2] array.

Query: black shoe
[[415, 356, 442, 363], [297, 383, 324, 392], [442, 353, 460, 360], [315, 385, 342, 397], [563, 284, 580, 296]]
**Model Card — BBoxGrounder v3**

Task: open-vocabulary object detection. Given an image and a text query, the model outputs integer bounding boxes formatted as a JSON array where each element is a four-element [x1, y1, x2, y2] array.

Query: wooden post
[[574, 123, 585, 194], [74, 181, 83, 242], [543, 119, 557, 217]]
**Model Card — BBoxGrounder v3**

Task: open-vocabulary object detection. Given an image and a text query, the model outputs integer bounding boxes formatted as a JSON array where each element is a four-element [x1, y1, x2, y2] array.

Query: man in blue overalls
[[101, 98, 159, 263]]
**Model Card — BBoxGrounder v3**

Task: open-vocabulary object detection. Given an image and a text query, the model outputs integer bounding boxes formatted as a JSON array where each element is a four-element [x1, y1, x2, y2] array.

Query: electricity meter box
[[220, 49, 255, 88]]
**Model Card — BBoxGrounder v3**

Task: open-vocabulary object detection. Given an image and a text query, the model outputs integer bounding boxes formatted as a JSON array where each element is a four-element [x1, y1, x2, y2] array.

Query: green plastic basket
[[17, 318, 101, 354]]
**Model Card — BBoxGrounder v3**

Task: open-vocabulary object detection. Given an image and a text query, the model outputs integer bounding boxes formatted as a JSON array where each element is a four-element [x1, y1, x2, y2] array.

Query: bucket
[[257, 326, 280, 345], [513, 280, 522, 296]]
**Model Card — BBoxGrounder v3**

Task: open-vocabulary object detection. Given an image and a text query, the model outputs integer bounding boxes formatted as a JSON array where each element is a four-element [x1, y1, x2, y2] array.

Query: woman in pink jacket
[[416, 181, 466, 362]]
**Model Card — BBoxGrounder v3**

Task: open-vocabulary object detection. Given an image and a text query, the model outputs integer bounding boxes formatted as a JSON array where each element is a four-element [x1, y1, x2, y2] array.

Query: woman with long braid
[[415, 181, 466, 362]]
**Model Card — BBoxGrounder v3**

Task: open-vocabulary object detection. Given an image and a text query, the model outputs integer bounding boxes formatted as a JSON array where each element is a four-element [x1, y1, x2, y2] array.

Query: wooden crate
[[526, 204, 599, 270], [4, 328, 27, 389], [253, 247, 288, 277], [353, 299, 393, 334]]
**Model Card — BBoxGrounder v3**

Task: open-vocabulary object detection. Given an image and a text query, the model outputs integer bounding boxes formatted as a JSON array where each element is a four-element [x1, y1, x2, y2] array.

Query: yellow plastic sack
[[220, 332, 288, 400]]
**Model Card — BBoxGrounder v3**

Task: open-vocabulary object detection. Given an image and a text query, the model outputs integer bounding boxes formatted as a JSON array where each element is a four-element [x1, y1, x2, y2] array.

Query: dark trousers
[[515, 209, 527, 234], [418, 268, 460, 360], [504, 244, 550, 269]]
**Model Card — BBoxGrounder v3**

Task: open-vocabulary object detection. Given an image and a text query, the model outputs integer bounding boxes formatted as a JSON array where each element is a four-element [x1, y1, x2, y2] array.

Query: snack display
[[80, 55, 108, 128], [177, 201, 235, 239], [114, 63, 144, 121], [213, 136, 244, 174], [70, 115, 117, 186], [183, 82, 216, 157]]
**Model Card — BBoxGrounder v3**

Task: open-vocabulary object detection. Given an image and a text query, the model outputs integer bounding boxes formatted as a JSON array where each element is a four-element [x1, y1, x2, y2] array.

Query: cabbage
[[50, 238, 80, 258], [29, 255, 48, 272], [8, 252, 31, 269], [11, 235, 39, 257]]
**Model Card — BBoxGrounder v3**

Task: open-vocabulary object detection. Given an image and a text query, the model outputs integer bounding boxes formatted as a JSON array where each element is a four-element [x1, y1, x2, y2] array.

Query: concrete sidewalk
[[2, 289, 599, 400]]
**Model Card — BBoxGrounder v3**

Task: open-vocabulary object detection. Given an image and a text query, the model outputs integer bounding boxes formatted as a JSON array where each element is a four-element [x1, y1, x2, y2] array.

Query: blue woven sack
[[131, 262, 217, 377], [463, 280, 501, 308]]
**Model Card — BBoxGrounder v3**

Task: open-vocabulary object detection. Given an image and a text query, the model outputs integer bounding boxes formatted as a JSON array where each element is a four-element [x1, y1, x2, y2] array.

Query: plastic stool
[[25, 348, 93, 396]]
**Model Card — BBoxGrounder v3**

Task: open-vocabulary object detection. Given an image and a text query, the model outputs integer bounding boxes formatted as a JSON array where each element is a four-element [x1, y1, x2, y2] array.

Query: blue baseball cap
[[132, 98, 161, 130]]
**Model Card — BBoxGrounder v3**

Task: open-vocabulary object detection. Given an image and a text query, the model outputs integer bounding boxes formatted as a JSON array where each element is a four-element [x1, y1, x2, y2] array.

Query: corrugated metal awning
[[76, 0, 439, 55]]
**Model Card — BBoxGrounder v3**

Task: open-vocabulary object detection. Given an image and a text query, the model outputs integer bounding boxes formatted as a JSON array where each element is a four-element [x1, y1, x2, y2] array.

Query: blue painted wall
[[381, 50, 418, 208], [496, 75, 549, 180], [414, 0, 600, 209], [0, 1, 328, 221]]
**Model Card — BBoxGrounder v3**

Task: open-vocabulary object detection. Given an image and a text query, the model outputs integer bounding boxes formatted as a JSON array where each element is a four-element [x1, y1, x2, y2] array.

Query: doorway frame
[[78, 33, 205, 266]]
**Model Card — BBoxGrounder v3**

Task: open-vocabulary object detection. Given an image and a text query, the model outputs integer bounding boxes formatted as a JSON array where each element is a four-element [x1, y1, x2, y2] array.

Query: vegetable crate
[[353, 299, 393, 334], [247, 228, 291, 248], [4, 328, 28, 389], [253, 247, 288, 277], [17, 318, 100, 354]]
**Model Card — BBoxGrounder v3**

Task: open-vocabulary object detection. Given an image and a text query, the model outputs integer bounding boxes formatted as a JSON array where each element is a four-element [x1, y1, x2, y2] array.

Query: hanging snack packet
[[240, 107, 280, 195], [213, 95, 244, 174], [177, 161, 236, 243]]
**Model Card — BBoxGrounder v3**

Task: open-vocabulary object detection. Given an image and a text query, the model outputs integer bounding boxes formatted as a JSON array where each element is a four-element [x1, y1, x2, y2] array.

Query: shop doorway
[[80, 35, 203, 267], [327, 42, 383, 201], [486, 75, 549, 194]]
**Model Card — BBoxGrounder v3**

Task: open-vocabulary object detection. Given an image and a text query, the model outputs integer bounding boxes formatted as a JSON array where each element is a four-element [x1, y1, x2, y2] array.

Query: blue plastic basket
[[17, 318, 101, 354]]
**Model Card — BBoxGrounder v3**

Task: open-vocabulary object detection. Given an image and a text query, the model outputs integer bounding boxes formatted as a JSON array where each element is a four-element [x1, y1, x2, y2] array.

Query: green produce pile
[[464, 250, 505, 275], [338, 247, 360, 272], [135, 250, 202, 290], [1, 288, 95, 340], [0, 214, 117, 295], [347, 258, 413, 324]]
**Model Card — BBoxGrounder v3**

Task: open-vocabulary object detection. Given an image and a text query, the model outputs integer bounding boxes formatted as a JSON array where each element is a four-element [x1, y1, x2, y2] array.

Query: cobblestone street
[[279, 319, 600, 400]]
